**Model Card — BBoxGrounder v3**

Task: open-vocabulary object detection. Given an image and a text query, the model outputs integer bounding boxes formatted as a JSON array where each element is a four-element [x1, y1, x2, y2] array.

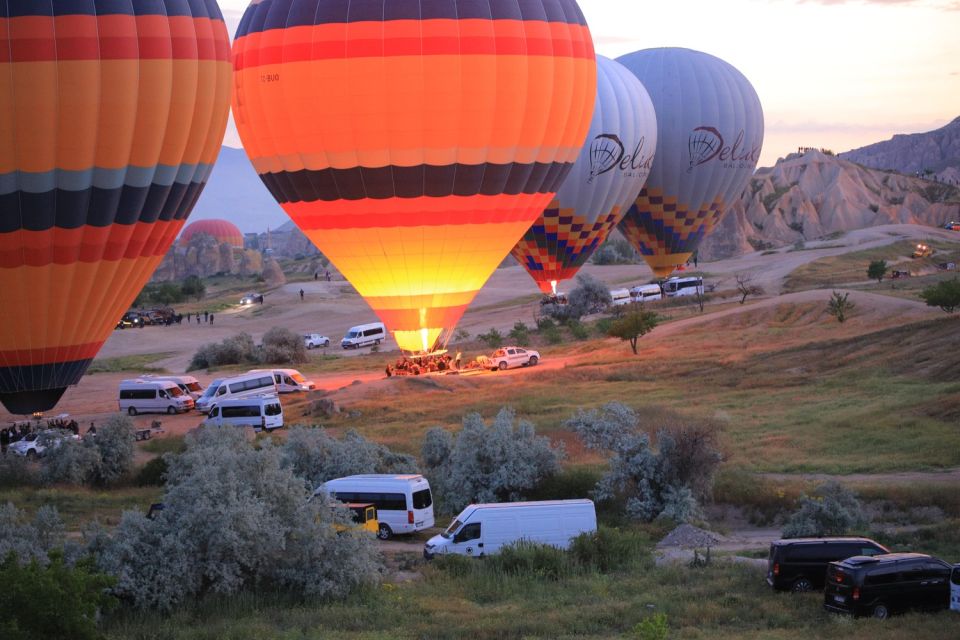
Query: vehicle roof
[[772, 537, 878, 546], [346, 322, 385, 329], [464, 499, 594, 511], [141, 374, 200, 382], [834, 552, 937, 568], [215, 395, 280, 405], [326, 474, 426, 483], [119, 379, 179, 388], [219, 371, 276, 382]]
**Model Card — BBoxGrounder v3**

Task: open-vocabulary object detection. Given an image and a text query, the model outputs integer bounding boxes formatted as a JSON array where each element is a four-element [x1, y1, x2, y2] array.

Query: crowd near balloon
[[0, 0, 763, 414]]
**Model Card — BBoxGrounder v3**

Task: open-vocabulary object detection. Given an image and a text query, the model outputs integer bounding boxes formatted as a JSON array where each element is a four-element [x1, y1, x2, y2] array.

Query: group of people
[[0, 418, 96, 454], [385, 351, 463, 377], [184, 311, 215, 325]]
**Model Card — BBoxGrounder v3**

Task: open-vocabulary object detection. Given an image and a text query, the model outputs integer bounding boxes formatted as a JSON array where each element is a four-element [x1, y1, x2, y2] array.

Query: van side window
[[265, 403, 282, 416], [864, 569, 899, 585], [454, 523, 481, 543], [412, 489, 432, 509]]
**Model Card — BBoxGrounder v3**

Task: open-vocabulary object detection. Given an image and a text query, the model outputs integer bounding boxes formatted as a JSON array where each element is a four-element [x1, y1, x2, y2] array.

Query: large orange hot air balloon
[[232, 0, 596, 353], [0, 0, 232, 414], [180, 218, 245, 249]]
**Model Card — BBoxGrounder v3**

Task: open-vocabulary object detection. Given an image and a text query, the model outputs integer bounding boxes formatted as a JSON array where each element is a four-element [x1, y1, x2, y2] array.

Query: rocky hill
[[700, 150, 960, 260], [838, 117, 960, 182]]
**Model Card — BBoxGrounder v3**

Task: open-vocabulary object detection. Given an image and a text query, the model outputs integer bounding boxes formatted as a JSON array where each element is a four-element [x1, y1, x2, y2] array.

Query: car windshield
[[291, 373, 306, 383], [346, 331, 358, 338], [441, 519, 463, 540], [167, 386, 183, 397], [185, 382, 202, 392], [199, 382, 221, 399]]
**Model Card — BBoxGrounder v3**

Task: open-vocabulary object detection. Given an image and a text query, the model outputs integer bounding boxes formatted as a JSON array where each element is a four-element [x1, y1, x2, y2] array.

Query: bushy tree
[[41, 415, 135, 486], [93, 428, 381, 611], [261, 327, 308, 365], [545, 273, 612, 323], [0, 504, 65, 565], [508, 321, 530, 345], [827, 290, 854, 323], [566, 403, 722, 522], [919, 278, 960, 313], [606, 307, 659, 354], [422, 408, 563, 513], [782, 481, 869, 538], [281, 426, 418, 490], [189, 332, 259, 370], [477, 327, 503, 348], [867, 260, 887, 283], [180, 274, 206, 301], [0, 552, 116, 640]]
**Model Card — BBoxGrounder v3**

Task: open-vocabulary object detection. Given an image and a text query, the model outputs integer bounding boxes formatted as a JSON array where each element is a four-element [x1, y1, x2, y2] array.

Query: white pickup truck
[[488, 346, 540, 371], [304, 333, 331, 349]]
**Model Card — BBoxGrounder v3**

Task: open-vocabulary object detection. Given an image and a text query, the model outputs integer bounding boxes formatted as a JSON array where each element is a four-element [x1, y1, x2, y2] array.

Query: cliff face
[[699, 150, 960, 260], [838, 117, 960, 181]]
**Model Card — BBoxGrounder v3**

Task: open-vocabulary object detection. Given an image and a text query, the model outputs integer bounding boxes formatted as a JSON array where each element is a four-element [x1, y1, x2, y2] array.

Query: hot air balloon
[[511, 55, 657, 295], [0, 0, 232, 414], [615, 48, 764, 278], [180, 219, 245, 249], [232, 0, 596, 354]]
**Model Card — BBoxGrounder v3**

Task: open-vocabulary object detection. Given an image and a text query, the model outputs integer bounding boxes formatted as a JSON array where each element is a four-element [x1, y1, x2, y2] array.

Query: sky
[[216, 0, 960, 168]]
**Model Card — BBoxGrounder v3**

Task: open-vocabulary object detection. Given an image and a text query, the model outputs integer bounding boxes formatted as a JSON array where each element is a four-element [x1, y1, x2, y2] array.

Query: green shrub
[[541, 325, 563, 344], [569, 527, 650, 573], [0, 552, 116, 640], [477, 328, 503, 348], [134, 457, 168, 487], [488, 541, 572, 581], [0, 456, 39, 489], [567, 319, 590, 340], [508, 322, 530, 345], [783, 481, 869, 538], [261, 327, 308, 365], [188, 332, 258, 370], [632, 612, 669, 640]]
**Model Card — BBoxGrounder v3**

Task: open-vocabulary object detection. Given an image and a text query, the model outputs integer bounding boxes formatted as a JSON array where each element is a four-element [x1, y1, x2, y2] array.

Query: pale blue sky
[[217, 0, 960, 167]]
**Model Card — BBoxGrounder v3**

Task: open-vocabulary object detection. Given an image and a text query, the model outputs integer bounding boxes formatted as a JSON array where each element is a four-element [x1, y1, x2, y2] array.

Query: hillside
[[700, 150, 960, 260], [839, 116, 960, 180]]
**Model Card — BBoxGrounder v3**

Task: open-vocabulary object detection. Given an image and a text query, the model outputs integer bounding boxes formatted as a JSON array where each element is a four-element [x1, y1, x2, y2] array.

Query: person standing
[[455, 351, 462, 370], [204, 310, 209, 323], [196, 313, 200, 324], [1, 428, 9, 454], [210, 314, 215, 325], [299, 288, 304, 301]]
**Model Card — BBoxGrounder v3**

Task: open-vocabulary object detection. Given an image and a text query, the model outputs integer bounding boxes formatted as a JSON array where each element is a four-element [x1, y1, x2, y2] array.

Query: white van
[[630, 283, 663, 303], [194, 372, 278, 413], [138, 374, 204, 399], [118, 379, 195, 416], [423, 499, 596, 559], [318, 474, 434, 539], [610, 288, 632, 306], [205, 396, 283, 431], [341, 322, 386, 349], [663, 276, 704, 297], [249, 369, 316, 393]]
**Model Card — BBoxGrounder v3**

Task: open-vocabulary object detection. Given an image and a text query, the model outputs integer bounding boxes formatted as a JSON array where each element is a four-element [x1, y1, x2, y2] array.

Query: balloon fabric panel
[[0, 0, 232, 413], [232, 0, 597, 353]]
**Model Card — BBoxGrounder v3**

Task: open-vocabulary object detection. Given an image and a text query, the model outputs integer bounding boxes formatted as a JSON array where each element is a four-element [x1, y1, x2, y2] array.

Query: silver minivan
[[205, 396, 283, 431], [194, 372, 278, 413], [119, 379, 195, 415]]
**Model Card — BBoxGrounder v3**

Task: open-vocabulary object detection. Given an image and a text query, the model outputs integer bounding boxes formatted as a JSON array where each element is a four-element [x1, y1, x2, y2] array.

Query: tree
[[782, 481, 869, 538], [261, 327, 308, 365], [93, 428, 382, 611], [218, 242, 236, 274], [542, 273, 611, 323], [477, 327, 503, 348], [919, 278, 960, 313], [735, 274, 764, 304], [827, 291, 854, 323], [422, 408, 563, 513], [866, 260, 887, 284], [41, 415, 135, 486], [508, 321, 530, 345], [606, 307, 659, 354], [180, 275, 206, 302], [565, 403, 722, 523], [281, 427, 418, 489]]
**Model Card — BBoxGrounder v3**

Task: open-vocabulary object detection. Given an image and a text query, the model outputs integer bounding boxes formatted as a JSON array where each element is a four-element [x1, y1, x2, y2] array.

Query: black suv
[[767, 537, 889, 592], [824, 553, 957, 619]]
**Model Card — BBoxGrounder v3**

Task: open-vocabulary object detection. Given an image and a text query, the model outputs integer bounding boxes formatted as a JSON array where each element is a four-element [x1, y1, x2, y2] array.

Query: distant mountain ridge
[[838, 117, 960, 181], [700, 150, 960, 260]]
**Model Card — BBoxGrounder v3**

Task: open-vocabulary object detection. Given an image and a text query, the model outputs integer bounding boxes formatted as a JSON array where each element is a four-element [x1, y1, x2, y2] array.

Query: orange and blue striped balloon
[[232, 0, 596, 353], [0, 0, 232, 414]]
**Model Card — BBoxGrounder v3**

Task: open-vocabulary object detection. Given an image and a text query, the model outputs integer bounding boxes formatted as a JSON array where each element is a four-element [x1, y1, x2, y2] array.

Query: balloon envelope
[[232, 0, 596, 353], [0, 0, 232, 413], [512, 55, 657, 294], [615, 48, 764, 278], [180, 219, 245, 249]]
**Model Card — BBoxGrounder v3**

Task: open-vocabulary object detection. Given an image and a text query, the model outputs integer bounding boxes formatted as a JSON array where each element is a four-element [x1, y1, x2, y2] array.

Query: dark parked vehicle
[[824, 553, 955, 619], [767, 537, 889, 592]]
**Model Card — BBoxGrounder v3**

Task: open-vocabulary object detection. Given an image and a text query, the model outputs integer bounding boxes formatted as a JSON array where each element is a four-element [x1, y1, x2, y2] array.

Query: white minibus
[[341, 322, 386, 349], [630, 283, 663, 303], [118, 379, 195, 416], [194, 372, 278, 413], [249, 369, 316, 393], [138, 374, 204, 399], [610, 288, 632, 306], [205, 396, 283, 431], [423, 499, 596, 559], [663, 276, 704, 297], [318, 474, 434, 539]]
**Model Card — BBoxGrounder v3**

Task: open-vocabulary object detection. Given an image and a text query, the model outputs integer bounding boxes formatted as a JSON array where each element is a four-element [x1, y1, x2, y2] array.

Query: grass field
[[87, 353, 174, 374], [101, 540, 959, 640]]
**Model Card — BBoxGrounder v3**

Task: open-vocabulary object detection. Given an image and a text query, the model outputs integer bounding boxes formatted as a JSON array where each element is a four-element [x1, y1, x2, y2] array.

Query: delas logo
[[687, 126, 761, 173], [588, 134, 653, 183]]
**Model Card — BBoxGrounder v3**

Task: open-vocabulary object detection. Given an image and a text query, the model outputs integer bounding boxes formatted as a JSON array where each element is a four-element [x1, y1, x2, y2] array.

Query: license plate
[[833, 595, 845, 603]]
